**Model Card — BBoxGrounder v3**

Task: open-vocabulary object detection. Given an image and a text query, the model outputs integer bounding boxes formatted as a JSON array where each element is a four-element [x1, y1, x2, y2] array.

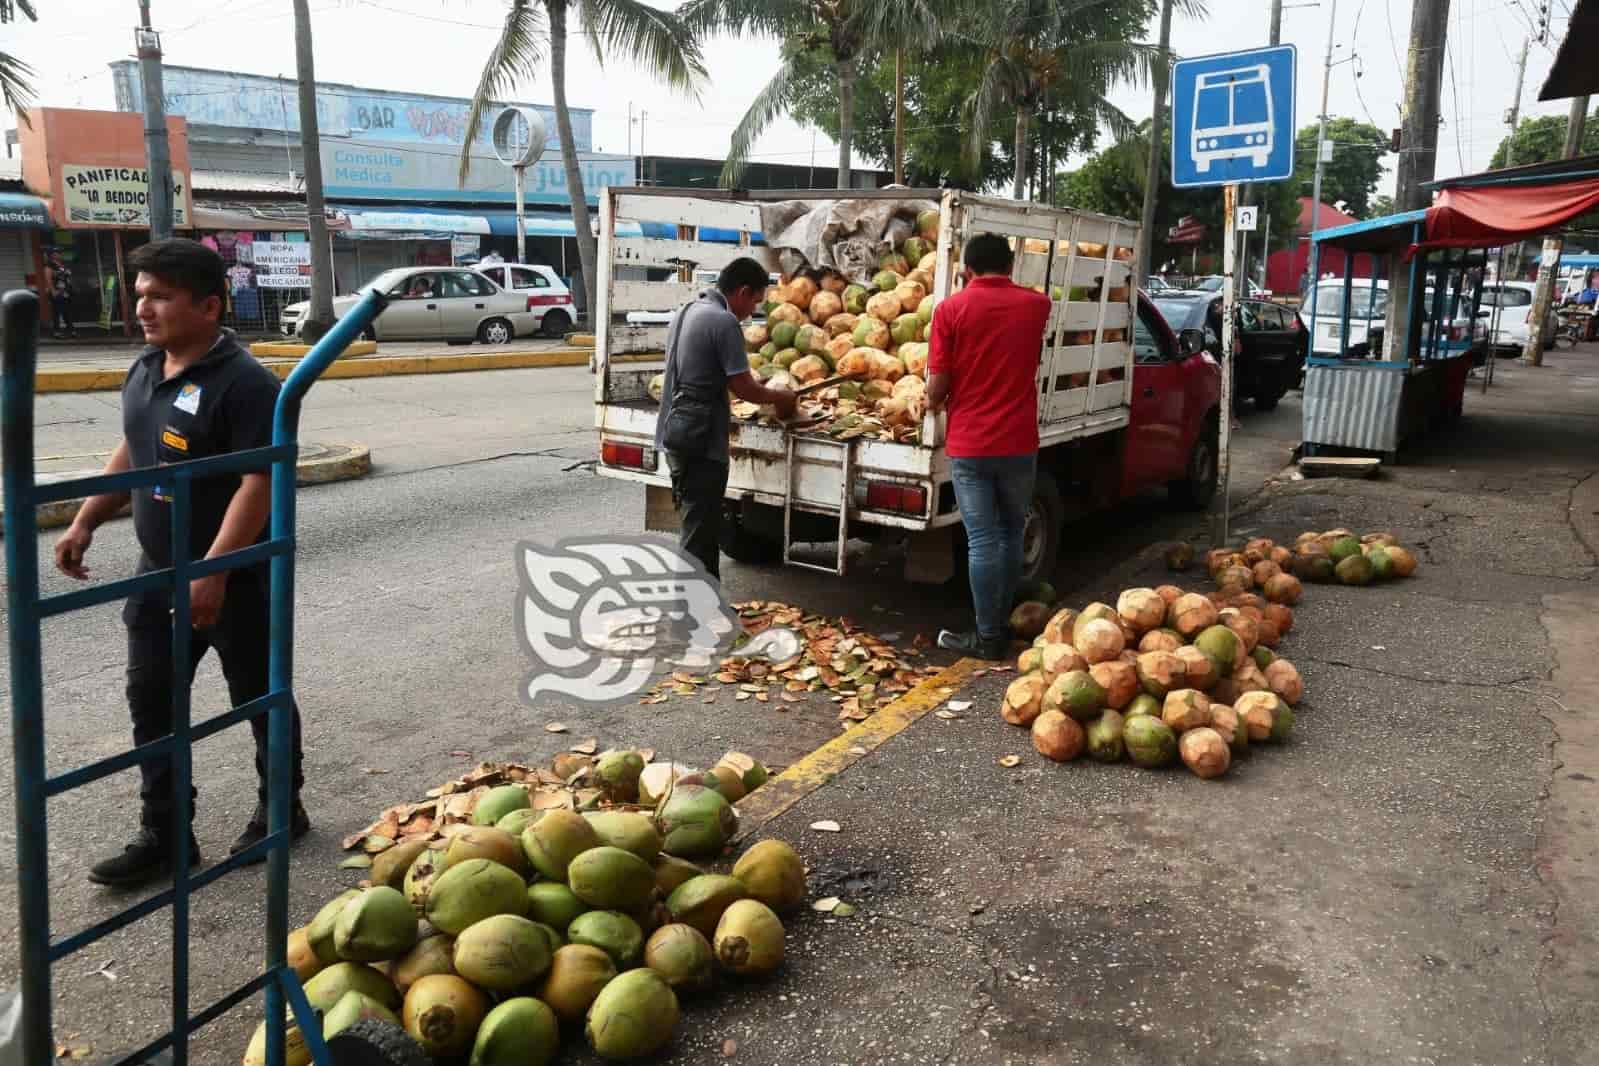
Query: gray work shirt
[[653, 288, 751, 464]]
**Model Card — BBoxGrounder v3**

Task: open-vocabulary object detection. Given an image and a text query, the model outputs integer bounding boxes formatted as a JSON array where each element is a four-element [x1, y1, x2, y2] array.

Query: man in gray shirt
[[655, 257, 796, 578]]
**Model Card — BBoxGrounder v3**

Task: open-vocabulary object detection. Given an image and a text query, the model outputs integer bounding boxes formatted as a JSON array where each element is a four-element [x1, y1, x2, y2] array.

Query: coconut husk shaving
[[730, 391, 922, 444], [637, 599, 939, 724]]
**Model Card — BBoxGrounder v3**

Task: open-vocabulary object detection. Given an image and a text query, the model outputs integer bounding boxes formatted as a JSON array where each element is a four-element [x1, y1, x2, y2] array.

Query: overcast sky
[[8, 0, 1579, 194]]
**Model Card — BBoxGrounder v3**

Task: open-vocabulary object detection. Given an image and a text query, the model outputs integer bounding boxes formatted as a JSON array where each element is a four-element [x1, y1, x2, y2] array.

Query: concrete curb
[[34, 349, 658, 393], [0, 442, 372, 535], [249, 339, 380, 358]]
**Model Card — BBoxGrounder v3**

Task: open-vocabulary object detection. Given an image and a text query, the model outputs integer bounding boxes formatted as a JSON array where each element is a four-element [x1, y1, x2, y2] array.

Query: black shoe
[[937, 629, 1009, 661], [230, 799, 312, 862], [88, 827, 201, 887]]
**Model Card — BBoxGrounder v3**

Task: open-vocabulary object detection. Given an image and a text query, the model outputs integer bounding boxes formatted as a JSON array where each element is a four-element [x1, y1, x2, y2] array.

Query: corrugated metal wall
[[1302, 364, 1405, 453]]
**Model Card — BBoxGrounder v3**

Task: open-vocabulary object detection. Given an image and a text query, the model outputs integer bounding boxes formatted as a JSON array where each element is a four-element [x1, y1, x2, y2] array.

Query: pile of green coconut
[[1000, 577, 1305, 780], [244, 752, 806, 1064]]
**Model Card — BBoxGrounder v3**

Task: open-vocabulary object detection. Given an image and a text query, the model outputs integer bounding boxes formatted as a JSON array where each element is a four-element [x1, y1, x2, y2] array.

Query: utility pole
[[1306, 0, 1338, 290], [1238, 0, 1282, 295], [135, 1, 173, 241], [293, 0, 335, 342], [893, 49, 905, 185], [1135, 0, 1175, 287], [1523, 95, 1589, 367], [1502, 38, 1529, 275], [1384, 0, 1451, 362]]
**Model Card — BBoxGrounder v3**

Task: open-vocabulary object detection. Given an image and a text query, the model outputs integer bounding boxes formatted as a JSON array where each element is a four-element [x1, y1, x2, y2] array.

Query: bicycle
[[1554, 311, 1588, 349]]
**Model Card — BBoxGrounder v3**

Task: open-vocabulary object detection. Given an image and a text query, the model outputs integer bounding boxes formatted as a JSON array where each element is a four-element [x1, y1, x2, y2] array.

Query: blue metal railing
[[3, 289, 385, 1066]]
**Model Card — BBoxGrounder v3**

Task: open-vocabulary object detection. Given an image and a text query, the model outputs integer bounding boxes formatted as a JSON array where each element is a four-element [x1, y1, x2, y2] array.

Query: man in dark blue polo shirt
[[54, 239, 310, 887]]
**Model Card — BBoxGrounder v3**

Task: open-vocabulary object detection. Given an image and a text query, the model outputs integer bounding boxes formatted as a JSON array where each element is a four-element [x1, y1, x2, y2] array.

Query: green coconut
[[304, 961, 401, 1014], [1085, 710, 1126, 763], [391, 933, 456, 994], [403, 849, 448, 915], [594, 751, 646, 802], [713, 899, 785, 977], [443, 825, 528, 877], [452, 914, 552, 991], [567, 846, 658, 912], [652, 854, 705, 898], [308, 890, 362, 965], [469, 997, 560, 1066], [494, 808, 540, 838], [1335, 553, 1375, 586], [333, 886, 418, 963], [521, 810, 599, 881], [525, 881, 588, 933], [323, 991, 399, 1040], [731, 839, 806, 913], [655, 785, 736, 858], [1124, 715, 1179, 769], [1193, 625, 1240, 678], [584, 810, 663, 863], [584, 968, 679, 1060], [1328, 536, 1362, 562], [568, 910, 646, 968], [644, 923, 714, 994], [1367, 546, 1395, 581], [370, 839, 431, 892], [402, 974, 487, 1058], [425, 858, 527, 935], [666, 874, 749, 939], [1045, 670, 1107, 722], [538, 944, 618, 1025], [472, 785, 531, 827], [843, 284, 869, 314], [1124, 693, 1161, 720], [1251, 646, 1276, 670]]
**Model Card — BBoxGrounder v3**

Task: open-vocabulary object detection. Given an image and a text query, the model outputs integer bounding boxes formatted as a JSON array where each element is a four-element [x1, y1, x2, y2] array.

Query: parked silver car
[[280, 267, 540, 343]]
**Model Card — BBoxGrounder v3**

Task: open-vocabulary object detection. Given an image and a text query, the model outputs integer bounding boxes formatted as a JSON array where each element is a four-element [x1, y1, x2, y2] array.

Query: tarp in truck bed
[[757, 196, 940, 284]]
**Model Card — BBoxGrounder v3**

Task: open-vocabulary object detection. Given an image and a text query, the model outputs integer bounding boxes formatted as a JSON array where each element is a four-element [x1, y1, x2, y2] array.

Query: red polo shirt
[[926, 275, 1051, 458]]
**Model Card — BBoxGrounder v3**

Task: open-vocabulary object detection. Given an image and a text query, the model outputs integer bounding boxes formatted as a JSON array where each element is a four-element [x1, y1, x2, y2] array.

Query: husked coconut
[[1235, 691, 1284, 741], [1031, 710, 1085, 762], [1180, 728, 1231, 779], [1001, 675, 1046, 727], [1386, 545, 1418, 577], [1135, 651, 1187, 698], [1232, 661, 1268, 694], [1251, 560, 1282, 586], [1075, 619, 1125, 664], [789, 355, 828, 384], [1088, 660, 1139, 709], [1116, 588, 1167, 634], [1264, 573, 1303, 605], [1174, 645, 1219, 691], [809, 290, 844, 324], [1169, 594, 1219, 638], [1208, 705, 1247, 755], [895, 280, 928, 315], [1218, 608, 1260, 652], [1264, 659, 1303, 704], [836, 349, 874, 378], [1040, 643, 1086, 684], [1155, 584, 1185, 606], [1263, 603, 1294, 635], [1161, 689, 1213, 733], [868, 351, 906, 382], [1138, 628, 1184, 654], [1270, 545, 1293, 568], [826, 334, 855, 365], [1255, 617, 1282, 649], [1042, 608, 1077, 645], [866, 291, 903, 323]]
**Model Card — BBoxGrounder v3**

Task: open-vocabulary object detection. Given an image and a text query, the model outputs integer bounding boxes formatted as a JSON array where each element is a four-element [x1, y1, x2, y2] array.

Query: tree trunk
[[836, 55, 856, 189], [550, 0, 598, 329], [1011, 106, 1030, 201], [293, 0, 335, 340], [1136, 0, 1174, 287], [893, 48, 904, 185]]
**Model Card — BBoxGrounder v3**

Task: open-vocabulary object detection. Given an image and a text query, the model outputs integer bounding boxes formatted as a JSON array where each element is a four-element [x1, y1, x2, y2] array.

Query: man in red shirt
[[926, 232, 1051, 659]]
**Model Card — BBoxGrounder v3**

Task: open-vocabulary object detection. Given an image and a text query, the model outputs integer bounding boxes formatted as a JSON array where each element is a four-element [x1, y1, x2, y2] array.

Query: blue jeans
[[950, 454, 1037, 643]]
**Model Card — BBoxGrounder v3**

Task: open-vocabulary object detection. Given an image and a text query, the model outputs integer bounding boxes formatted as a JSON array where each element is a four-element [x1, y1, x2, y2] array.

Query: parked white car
[[1479, 281, 1557, 352], [473, 262, 577, 337], [1300, 278, 1486, 362], [280, 267, 542, 343]]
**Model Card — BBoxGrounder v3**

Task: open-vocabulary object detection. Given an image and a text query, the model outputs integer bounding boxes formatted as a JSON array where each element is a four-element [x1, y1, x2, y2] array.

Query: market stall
[[1302, 155, 1599, 461]]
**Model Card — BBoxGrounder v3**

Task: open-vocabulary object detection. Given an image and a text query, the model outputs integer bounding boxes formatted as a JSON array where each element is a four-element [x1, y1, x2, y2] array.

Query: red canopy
[[1421, 178, 1599, 250]]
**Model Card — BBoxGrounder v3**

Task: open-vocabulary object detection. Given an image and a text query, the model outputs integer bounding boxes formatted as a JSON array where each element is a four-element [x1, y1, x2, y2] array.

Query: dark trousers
[[124, 571, 304, 831], [50, 294, 73, 335], [667, 453, 729, 579]]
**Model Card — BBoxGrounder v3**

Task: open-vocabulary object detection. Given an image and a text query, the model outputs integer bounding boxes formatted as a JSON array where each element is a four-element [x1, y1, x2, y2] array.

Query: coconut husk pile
[[731, 391, 922, 445], [639, 599, 938, 726]]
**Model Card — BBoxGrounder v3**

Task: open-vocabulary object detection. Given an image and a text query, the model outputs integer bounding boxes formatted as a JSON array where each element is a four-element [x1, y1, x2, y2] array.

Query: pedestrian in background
[[654, 257, 796, 578], [927, 232, 1051, 660], [54, 238, 311, 887], [48, 250, 75, 339]]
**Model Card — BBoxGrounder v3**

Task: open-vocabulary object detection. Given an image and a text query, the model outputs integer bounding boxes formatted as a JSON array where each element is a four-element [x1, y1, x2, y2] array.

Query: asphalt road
[[0, 366, 1308, 1063]]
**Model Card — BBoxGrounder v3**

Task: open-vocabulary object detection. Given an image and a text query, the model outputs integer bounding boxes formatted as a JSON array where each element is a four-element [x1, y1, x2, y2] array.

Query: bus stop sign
[[1171, 45, 1296, 188]]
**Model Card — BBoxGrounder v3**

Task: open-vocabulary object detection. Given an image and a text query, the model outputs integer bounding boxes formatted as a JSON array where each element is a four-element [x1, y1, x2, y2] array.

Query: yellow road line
[[733, 657, 986, 837]]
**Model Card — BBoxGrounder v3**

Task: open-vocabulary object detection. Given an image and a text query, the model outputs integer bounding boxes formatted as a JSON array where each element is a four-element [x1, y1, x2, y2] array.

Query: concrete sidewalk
[[29, 337, 638, 392], [681, 348, 1599, 1064]]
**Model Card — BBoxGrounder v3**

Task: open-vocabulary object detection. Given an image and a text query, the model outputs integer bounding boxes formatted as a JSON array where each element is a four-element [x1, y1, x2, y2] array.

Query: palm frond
[[721, 57, 800, 188], [963, 60, 1012, 176], [577, 0, 707, 95], [0, 0, 37, 24], [459, 0, 547, 185], [0, 51, 35, 117], [679, 0, 794, 42], [853, 0, 944, 52]]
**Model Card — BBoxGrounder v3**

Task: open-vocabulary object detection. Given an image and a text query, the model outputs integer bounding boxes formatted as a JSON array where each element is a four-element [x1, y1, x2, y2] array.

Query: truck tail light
[[601, 441, 655, 470], [855, 480, 928, 515], [528, 294, 569, 309]]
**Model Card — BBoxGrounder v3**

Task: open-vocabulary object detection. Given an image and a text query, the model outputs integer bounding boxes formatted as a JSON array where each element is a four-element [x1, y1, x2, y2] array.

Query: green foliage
[[1490, 107, 1599, 168], [0, 0, 36, 115], [1293, 118, 1389, 218]]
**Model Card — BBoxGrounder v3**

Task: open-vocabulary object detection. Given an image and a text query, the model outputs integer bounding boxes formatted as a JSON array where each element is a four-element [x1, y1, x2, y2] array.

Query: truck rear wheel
[[1019, 471, 1064, 587], [718, 508, 782, 564], [1169, 412, 1219, 510]]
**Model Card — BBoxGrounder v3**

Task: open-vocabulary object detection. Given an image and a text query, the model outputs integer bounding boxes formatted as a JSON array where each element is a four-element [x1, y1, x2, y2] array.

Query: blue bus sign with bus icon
[[1172, 45, 1296, 187]]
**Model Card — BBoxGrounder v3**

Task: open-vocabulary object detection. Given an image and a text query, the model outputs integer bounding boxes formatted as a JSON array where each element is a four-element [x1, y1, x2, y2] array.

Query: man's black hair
[[718, 257, 771, 296], [963, 232, 1014, 277], [127, 238, 228, 307]]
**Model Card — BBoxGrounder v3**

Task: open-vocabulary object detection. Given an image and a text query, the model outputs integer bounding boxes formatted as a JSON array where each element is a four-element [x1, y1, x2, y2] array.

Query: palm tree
[[0, 0, 37, 116], [684, 0, 940, 189], [963, 0, 1165, 200], [461, 0, 705, 326]]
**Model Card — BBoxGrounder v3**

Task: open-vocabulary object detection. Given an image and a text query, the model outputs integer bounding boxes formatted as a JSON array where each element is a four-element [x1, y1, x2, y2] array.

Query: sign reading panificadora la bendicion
[[61, 164, 188, 228]]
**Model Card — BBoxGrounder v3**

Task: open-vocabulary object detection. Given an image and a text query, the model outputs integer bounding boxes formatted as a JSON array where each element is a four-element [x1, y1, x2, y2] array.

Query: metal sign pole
[[493, 108, 548, 269], [1217, 183, 1238, 546], [514, 165, 527, 266]]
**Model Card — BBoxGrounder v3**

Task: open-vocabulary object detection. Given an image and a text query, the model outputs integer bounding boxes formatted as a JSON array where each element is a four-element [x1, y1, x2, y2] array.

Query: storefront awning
[[0, 192, 53, 230], [342, 209, 495, 235], [1420, 178, 1599, 251], [523, 215, 644, 238]]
